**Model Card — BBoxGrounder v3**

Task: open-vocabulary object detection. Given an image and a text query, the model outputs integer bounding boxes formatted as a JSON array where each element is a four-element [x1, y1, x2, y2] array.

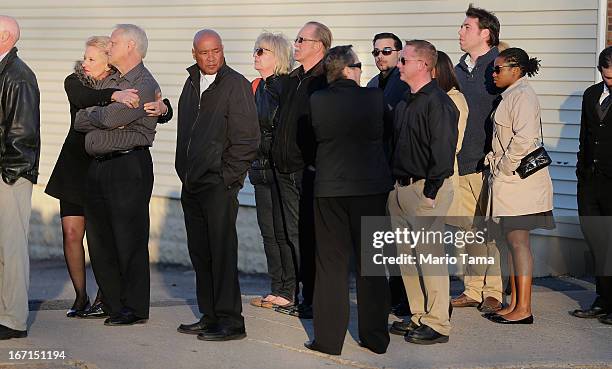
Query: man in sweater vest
[[451, 4, 504, 314]]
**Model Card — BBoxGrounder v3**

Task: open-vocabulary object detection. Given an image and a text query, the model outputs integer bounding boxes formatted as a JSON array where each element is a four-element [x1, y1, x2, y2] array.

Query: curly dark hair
[[498, 47, 541, 77]]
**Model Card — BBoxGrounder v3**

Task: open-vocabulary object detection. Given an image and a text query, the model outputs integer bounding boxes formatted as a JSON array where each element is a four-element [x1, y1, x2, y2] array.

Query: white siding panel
[[8, 0, 598, 213]]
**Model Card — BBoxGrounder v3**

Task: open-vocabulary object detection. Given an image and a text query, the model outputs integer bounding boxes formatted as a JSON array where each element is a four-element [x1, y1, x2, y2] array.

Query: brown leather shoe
[[478, 296, 502, 313], [451, 293, 479, 308]]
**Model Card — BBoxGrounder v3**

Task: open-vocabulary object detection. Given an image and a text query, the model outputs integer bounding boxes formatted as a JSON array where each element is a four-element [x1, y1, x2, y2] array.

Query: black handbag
[[514, 119, 552, 179], [495, 117, 551, 179]]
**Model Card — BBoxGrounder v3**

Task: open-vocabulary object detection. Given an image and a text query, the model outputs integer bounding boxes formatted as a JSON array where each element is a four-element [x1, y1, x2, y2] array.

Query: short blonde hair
[[255, 32, 294, 75], [405, 39, 437, 72], [85, 36, 111, 53]]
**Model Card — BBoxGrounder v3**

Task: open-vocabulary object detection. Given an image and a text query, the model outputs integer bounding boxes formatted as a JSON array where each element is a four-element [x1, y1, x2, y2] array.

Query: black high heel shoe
[[66, 297, 90, 318], [76, 300, 108, 319]]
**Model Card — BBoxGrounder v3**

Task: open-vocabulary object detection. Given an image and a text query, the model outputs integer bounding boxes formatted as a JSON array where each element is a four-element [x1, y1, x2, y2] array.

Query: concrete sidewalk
[[0, 261, 611, 369]]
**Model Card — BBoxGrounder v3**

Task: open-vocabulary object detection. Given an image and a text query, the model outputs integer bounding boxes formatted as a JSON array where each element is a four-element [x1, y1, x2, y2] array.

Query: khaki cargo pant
[[387, 179, 452, 336], [0, 177, 32, 331]]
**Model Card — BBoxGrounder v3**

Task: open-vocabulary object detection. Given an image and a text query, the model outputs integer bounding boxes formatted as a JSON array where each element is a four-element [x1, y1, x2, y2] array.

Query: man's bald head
[[193, 29, 222, 48], [192, 29, 225, 75], [0, 15, 20, 52]]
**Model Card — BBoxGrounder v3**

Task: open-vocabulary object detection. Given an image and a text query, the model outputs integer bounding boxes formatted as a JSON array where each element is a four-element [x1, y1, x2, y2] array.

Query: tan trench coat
[[486, 77, 553, 217], [446, 88, 468, 217]]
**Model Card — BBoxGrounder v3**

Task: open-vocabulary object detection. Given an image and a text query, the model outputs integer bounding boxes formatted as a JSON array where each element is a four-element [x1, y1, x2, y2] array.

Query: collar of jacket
[[379, 66, 399, 82], [290, 58, 325, 79], [501, 76, 528, 99], [403, 79, 439, 102], [457, 46, 499, 72], [330, 78, 358, 88], [0, 47, 18, 75], [187, 61, 230, 92], [111, 61, 146, 83]]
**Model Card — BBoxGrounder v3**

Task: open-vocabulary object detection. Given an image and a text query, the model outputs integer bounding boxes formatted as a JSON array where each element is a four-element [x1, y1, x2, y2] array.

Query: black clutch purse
[[497, 118, 551, 179], [515, 145, 552, 179]]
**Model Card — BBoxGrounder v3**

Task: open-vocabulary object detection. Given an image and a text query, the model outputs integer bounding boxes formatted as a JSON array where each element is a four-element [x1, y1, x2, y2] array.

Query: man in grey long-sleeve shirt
[[74, 24, 159, 326]]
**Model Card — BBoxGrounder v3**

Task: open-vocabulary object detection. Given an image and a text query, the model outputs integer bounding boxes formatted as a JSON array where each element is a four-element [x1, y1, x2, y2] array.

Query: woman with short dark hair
[[305, 45, 392, 355]]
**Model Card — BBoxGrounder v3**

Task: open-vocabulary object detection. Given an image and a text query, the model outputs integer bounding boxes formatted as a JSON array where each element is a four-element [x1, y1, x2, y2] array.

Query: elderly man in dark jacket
[[175, 29, 259, 341], [0, 15, 40, 340]]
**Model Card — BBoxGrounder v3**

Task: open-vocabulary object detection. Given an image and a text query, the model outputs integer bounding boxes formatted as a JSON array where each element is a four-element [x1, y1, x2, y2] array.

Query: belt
[[95, 146, 149, 161], [397, 176, 424, 186]]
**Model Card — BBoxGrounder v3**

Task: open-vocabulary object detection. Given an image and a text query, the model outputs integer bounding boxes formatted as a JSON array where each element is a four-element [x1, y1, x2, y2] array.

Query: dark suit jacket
[[366, 67, 409, 161], [577, 81, 612, 178], [310, 79, 393, 197]]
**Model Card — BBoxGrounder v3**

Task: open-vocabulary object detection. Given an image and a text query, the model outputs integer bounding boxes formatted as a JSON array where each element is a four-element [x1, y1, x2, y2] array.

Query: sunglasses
[[493, 64, 519, 74], [348, 62, 362, 69], [253, 47, 272, 56], [294, 36, 319, 44], [372, 47, 400, 57], [399, 57, 427, 66]]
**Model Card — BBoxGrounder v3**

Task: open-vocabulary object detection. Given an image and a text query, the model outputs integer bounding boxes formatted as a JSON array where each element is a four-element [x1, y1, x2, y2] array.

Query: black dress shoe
[[598, 312, 612, 325], [570, 306, 609, 319], [389, 320, 419, 335], [66, 297, 90, 318], [76, 301, 108, 319], [103, 313, 147, 326], [197, 326, 246, 341], [488, 314, 533, 324], [405, 325, 449, 345], [177, 320, 216, 335], [303, 341, 341, 355], [0, 324, 27, 340]]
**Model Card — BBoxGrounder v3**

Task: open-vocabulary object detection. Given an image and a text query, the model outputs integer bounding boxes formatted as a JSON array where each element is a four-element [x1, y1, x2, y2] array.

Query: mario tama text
[[370, 228, 494, 266]]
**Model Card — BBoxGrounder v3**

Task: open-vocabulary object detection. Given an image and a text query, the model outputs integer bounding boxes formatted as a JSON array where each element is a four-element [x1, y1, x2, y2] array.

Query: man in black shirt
[[387, 40, 458, 345]]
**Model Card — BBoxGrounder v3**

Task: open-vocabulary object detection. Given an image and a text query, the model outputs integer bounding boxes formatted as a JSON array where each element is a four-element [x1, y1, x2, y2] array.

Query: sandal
[[249, 295, 277, 309]]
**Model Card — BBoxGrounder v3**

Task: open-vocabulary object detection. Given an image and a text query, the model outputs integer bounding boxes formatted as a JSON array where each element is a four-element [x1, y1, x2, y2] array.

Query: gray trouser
[[0, 177, 32, 331]]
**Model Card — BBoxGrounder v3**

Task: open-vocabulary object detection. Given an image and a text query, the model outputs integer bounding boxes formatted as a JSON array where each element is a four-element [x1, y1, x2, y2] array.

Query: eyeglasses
[[253, 47, 272, 56], [294, 36, 319, 44], [348, 62, 362, 69], [399, 57, 427, 66], [371, 47, 400, 57], [493, 64, 519, 74]]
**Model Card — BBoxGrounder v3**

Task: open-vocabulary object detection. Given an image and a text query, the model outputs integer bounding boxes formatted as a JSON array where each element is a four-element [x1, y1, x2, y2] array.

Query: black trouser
[[313, 194, 390, 355], [85, 149, 153, 319], [250, 167, 296, 301], [577, 171, 612, 309], [275, 168, 316, 306], [181, 178, 244, 329]]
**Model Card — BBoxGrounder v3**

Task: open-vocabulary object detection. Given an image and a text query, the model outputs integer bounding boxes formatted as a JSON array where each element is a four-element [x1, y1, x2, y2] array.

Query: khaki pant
[[451, 172, 503, 303], [0, 178, 32, 331], [387, 179, 453, 336]]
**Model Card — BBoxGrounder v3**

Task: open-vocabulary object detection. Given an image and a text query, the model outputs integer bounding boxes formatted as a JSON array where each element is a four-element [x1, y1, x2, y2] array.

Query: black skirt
[[500, 210, 555, 232]]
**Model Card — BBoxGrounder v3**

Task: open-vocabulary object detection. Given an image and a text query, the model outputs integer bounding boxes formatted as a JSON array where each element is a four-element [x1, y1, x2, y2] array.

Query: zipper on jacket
[[282, 72, 313, 172], [184, 78, 202, 190]]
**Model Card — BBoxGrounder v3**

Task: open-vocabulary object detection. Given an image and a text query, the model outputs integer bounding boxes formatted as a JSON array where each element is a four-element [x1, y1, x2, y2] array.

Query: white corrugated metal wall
[[6, 0, 600, 238]]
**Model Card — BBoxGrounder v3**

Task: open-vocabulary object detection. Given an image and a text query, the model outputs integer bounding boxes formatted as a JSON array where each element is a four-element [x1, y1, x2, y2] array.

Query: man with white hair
[[74, 24, 160, 326], [0, 15, 40, 340]]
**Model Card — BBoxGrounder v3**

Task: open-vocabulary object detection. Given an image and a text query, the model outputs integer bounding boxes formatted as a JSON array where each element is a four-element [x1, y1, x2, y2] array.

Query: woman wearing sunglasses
[[484, 47, 554, 324], [248, 32, 297, 310], [305, 45, 392, 355]]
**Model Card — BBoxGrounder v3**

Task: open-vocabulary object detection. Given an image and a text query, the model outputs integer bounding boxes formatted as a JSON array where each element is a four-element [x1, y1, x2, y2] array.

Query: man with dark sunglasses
[[366, 32, 410, 319], [271, 21, 331, 319]]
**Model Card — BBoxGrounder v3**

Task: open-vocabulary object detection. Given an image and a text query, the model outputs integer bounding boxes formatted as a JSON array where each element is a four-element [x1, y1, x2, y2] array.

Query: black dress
[[45, 73, 118, 213], [45, 71, 173, 215]]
